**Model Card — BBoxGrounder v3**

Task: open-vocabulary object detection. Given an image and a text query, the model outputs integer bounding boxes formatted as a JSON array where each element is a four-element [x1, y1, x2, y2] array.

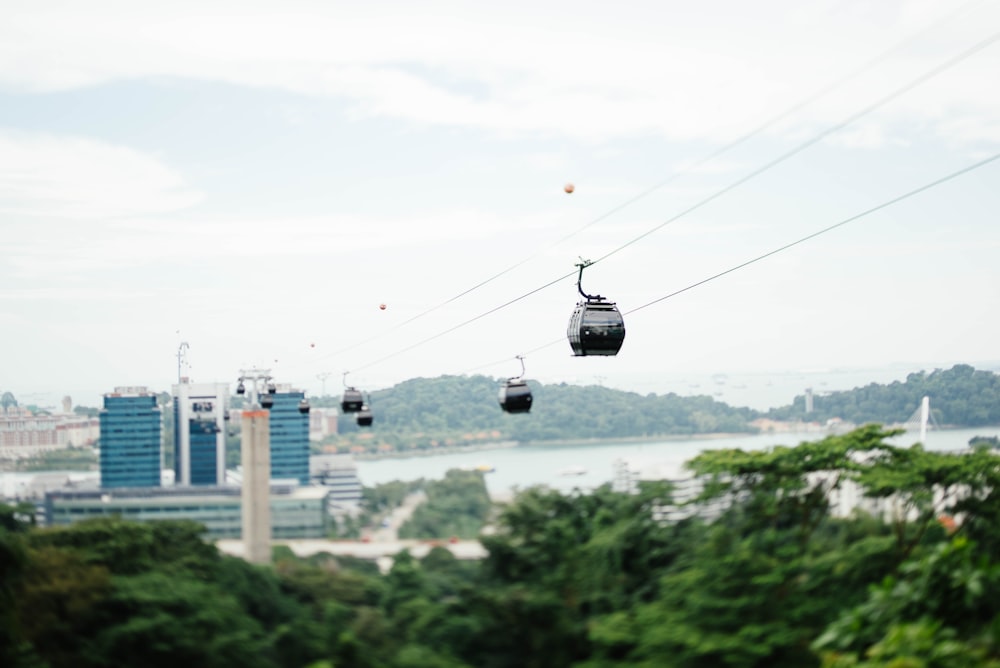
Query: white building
[[172, 379, 229, 486]]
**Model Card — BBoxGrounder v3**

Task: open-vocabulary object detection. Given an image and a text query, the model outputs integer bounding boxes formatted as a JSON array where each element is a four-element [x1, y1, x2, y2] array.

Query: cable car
[[298, 398, 310, 415], [260, 393, 274, 409], [567, 260, 625, 356], [356, 404, 373, 427], [341, 388, 364, 413], [236, 381, 246, 395], [340, 372, 364, 413], [498, 356, 533, 414], [499, 381, 532, 413]]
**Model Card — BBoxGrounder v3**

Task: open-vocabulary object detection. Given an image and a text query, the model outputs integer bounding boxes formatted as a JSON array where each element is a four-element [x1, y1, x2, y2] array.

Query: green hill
[[765, 364, 1000, 426], [315, 365, 1000, 453]]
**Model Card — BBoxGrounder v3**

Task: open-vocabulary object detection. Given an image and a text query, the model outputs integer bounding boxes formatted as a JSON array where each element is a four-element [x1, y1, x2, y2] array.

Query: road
[[371, 490, 426, 542], [216, 538, 488, 562]]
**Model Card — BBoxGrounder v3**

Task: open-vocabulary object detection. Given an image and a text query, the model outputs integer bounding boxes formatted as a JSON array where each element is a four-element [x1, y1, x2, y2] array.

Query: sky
[[2, 0, 999, 412]]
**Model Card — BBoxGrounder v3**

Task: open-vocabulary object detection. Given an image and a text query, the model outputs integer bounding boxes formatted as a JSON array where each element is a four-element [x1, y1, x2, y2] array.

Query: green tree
[[86, 572, 275, 668], [398, 469, 491, 539], [814, 537, 1000, 666]]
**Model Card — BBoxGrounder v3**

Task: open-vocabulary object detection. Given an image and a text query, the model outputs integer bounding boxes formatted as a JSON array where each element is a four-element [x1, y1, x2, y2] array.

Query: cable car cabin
[[567, 299, 625, 356], [498, 380, 533, 414], [356, 405, 373, 427], [298, 398, 310, 415], [260, 393, 274, 409], [341, 388, 364, 413]]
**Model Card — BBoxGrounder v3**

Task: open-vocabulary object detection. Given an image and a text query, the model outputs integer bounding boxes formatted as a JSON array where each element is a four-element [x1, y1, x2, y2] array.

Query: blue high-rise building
[[268, 388, 309, 485], [99, 387, 162, 488], [188, 419, 222, 485]]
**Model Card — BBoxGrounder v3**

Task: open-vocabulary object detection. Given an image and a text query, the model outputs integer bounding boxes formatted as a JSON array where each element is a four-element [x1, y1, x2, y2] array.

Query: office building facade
[[172, 380, 228, 486], [99, 387, 161, 488], [269, 387, 309, 484]]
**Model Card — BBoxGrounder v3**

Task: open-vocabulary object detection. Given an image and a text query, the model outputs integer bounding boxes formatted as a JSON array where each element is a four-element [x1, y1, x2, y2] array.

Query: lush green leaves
[[398, 469, 491, 539], [9, 425, 1000, 667]]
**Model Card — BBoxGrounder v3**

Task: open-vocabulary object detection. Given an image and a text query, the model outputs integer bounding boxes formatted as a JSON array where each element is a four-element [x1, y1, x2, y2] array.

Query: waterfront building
[[310, 454, 363, 513], [269, 386, 310, 485], [1, 398, 99, 459], [172, 380, 229, 486], [45, 483, 330, 539], [99, 387, 161, 488]]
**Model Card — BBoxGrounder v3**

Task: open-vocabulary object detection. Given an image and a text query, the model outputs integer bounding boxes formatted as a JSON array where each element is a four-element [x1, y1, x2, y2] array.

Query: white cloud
[[0, 206, 580, 282], [0, 132, 203, 219], [1, 0, 997, 144]]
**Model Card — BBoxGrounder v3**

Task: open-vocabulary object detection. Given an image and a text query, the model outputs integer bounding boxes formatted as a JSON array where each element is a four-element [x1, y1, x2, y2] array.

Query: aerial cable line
[[349, 273, 572, 374], [306, 4, 988, 369], [627, 152, 1000, 313], [500, 151, 1000, 363], [341, 30, 999, 379], [586, 30, 1000, 266], [344, 33, 998, 378]]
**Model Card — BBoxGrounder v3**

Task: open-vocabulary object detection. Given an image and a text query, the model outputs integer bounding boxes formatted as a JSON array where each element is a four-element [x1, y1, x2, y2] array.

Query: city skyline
[[2, 1, 998, 411]]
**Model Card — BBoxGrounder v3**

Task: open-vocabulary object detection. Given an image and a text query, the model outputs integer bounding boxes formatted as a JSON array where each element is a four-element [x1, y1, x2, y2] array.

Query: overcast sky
[[2, 0, 999, 411]]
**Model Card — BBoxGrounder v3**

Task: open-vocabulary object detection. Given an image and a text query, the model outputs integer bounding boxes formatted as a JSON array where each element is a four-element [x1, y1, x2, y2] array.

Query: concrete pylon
[[241, 409, 271, 564]]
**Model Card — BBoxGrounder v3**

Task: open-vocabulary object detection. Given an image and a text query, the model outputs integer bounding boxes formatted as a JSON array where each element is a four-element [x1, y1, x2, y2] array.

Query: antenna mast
[[177, 341, 190, 382]]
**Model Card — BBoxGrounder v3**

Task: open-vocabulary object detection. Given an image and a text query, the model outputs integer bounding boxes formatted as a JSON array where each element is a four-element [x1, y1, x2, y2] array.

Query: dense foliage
[[7, 425, 1000, 666], [397, 470, 492, 539], [7, 447, 96, 472], [767, 364, 1000, 426]]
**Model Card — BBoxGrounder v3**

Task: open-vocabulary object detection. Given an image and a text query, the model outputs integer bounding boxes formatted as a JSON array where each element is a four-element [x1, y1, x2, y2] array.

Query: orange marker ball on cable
[[379, 303, 387, 310], [564, 182, 575, 194]]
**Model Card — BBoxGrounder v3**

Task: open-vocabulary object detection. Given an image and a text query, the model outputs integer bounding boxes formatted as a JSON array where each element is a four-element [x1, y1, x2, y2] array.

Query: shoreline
[[349, 441, 520, 461], [344, 431, 766, 462]]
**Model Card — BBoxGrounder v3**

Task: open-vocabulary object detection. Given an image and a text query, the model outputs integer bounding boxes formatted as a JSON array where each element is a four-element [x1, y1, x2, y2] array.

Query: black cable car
[[356, 404, 373, 427], [236, 380, 246, 395], [341, 388, 363, 413], [260, 393, 274, 409], [298, 398, 310, 415], [498, 356, 533, 414], [340, 372, 364, 413], [567, 260, 625, 356]]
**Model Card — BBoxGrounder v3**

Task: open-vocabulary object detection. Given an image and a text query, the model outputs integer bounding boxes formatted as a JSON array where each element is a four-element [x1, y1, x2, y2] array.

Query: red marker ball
[[379, 303, 387, 310], [564, 183, 575, 194]]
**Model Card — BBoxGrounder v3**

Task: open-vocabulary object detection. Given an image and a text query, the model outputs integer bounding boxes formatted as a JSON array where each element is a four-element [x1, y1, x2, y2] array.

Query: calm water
[[355, 426, 1000, 496], [4, 426, 997, 499]]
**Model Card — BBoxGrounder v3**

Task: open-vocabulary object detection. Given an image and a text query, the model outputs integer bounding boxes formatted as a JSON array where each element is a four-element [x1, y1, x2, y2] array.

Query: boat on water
[[460, 463, 496, 473], [556, 465, 587, 477]]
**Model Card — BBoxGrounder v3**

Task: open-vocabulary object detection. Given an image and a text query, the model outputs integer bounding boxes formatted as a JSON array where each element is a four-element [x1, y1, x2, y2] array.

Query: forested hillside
[[323, 374, 757, 445], [766, 364, 1000, 426], [316, 365, 1000, 451]]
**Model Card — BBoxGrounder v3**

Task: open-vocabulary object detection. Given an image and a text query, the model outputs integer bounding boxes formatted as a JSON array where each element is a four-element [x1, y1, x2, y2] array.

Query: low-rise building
[[45, 483, 330, 539], [0, 406, 100, 458], [310, 454, 363, 514]]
